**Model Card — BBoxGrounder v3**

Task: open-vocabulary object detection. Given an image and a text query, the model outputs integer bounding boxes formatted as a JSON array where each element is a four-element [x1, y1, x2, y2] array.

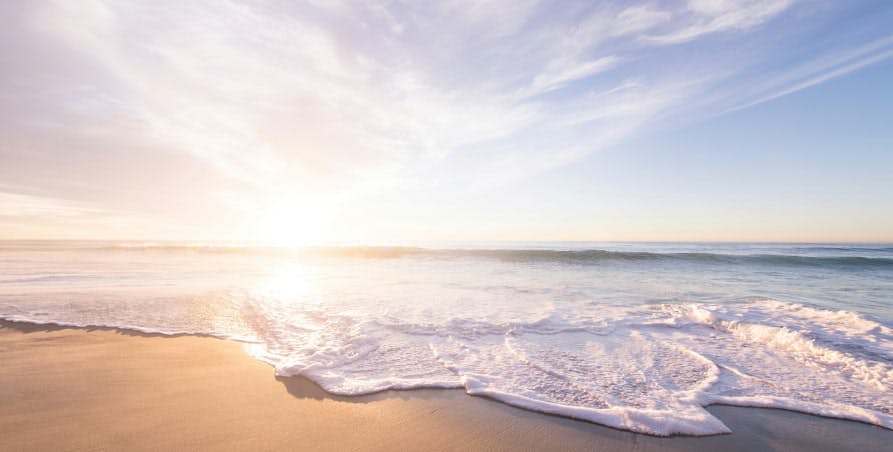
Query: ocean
[[1, 240, 891, 435]]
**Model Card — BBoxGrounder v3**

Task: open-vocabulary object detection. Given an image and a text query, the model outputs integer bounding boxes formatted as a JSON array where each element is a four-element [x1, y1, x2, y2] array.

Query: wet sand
[[1, 320, 890, 451]]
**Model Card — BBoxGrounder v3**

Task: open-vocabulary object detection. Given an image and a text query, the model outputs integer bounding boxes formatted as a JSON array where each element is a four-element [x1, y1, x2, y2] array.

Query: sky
[[1, 0, 892, 243]]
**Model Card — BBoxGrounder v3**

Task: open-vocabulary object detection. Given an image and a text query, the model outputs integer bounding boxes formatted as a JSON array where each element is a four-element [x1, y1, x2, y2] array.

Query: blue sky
[[490, 57, 893, 242], [1, 0, 891, 242]]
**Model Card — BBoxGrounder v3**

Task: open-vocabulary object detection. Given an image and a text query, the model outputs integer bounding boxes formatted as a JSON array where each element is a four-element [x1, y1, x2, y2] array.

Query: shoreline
[[1, 319, 891, 451]]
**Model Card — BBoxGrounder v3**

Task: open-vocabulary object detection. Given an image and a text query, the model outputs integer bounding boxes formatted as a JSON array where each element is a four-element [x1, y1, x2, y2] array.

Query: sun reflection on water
[[261, 262, 313, 302]]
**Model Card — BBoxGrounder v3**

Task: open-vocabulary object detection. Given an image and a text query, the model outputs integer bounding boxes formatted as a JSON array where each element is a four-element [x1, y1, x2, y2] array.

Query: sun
[[258, 199, 329, 247]]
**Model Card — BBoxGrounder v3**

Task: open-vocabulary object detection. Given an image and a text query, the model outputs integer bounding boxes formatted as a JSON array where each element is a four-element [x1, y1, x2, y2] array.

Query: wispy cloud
[[724, 34, 893, 112], [645, 0, 794, 44], [0, 190, 194, 239], [528, 56, 622, 96], [1, 0, 891, 238]]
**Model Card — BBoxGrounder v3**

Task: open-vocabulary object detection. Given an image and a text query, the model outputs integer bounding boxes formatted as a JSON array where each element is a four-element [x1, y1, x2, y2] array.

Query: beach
[[4, 0, 892, 448], [2, 320, 890, 452]]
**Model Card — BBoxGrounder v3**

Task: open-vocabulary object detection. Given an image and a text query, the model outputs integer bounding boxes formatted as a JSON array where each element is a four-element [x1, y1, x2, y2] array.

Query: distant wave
[[2, 242, 892, 268], [797, 246, 893, 253], [429, 249, 893, 268], [100, 245, 893, 268]]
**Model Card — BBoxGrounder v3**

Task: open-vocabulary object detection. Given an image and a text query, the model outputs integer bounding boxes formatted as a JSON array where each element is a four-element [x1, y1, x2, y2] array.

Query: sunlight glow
[[261, 263, 313, 302], [258, 199, 330, 247]]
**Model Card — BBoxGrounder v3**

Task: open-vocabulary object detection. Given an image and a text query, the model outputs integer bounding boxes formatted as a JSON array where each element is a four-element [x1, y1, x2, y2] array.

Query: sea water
[[1, 241, 891, 435]]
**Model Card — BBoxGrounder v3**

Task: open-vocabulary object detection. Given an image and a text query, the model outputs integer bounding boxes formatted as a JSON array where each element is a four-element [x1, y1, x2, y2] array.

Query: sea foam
[[238, 299, 893, 435]]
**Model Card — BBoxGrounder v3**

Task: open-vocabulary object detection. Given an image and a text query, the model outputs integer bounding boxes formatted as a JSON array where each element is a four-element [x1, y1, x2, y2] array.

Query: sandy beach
[[4, 0, 893, 448], [0, 320, 889, 451]]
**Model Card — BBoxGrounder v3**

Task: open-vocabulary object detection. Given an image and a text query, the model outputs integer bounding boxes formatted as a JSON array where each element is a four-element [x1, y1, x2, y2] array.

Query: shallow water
[[1, 241, 891, 435]]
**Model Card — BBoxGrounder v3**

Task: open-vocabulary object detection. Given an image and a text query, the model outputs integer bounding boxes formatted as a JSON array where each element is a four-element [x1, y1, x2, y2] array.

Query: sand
[[1, 320, 891, 451]]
